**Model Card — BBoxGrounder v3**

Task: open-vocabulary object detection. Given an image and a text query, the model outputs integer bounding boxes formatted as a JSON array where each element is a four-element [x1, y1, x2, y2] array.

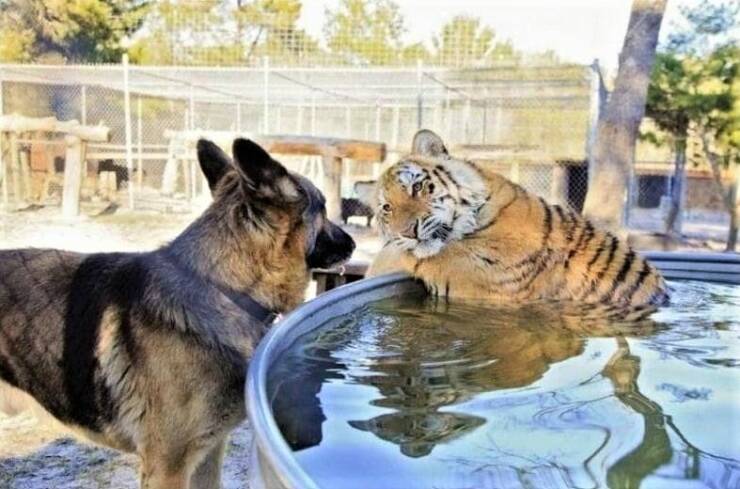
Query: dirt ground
[[0, 205, 381, 489]]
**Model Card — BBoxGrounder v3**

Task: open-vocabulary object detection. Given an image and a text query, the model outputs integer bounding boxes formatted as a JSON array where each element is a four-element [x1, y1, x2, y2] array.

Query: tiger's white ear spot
[[412, 129, 448, 157]]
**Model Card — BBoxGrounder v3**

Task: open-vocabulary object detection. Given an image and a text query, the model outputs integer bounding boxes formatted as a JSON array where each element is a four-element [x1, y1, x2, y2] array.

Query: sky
[[297, 0, 697, 71]]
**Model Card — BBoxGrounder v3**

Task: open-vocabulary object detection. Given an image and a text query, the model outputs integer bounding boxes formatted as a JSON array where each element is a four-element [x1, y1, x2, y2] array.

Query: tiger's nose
[[399, 221, 418, 239]]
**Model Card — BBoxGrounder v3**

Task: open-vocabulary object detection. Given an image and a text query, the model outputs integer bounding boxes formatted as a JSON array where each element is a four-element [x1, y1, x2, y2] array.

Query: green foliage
[[0, 0, 150, 63], [645, 0, 739, 165], [433, 16, 494, 66], [323, 0, 405, 65]]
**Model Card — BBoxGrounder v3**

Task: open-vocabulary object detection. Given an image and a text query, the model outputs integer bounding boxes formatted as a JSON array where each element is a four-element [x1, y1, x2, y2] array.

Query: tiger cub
[[368, 129, 669, 308]]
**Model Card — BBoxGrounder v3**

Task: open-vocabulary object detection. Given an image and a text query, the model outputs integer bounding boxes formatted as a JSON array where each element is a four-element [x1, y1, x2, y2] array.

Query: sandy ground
[[0, 205, 381, 489]]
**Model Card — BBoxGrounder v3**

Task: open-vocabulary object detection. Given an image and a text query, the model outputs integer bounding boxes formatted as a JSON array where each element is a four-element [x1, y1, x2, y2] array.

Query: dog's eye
[[412, 182, 422, 193], [382, 203, 392, 213]]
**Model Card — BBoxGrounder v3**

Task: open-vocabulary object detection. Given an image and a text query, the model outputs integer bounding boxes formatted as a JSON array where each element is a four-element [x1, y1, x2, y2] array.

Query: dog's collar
[[160, 249, 278, 325], [218, 286, 278, 324]]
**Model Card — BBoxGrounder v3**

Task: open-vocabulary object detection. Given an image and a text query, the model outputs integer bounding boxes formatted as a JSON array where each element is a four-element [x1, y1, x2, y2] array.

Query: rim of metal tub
[[246, 272, 420, 489]]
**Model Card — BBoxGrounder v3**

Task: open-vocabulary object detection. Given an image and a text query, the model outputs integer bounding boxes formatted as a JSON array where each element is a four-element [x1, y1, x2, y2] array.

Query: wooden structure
[[0, 114, 111, 217], [163, 130, 386, 221]]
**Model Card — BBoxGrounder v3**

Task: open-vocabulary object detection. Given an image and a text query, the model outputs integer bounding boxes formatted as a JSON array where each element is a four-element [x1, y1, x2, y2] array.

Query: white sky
[[297, 0, 696, 70]]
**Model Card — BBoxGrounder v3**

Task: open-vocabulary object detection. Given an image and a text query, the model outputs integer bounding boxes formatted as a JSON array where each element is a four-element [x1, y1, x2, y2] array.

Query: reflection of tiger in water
[[369, 130, 669, 308]]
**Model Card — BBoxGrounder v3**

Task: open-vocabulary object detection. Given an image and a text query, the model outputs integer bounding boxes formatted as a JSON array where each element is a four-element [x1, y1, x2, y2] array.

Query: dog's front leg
[[140, 451, 193, 489], [190, 436, 227, 489]]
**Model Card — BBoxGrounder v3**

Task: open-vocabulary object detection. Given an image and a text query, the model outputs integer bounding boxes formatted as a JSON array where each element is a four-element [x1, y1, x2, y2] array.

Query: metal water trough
[[246, 252, 740, 489]]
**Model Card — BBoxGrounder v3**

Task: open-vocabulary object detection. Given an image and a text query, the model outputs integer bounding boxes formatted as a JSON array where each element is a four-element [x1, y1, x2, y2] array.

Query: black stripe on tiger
[[565, 221, 595, 269], [600, 249, 636, 302], [586, 235, 620, 297], [468, 192, 518, 236], [586, 232, 611, 270], [432, 168, 450, 191], [622, 260, 653, 303], [435, 165, 460, 188]]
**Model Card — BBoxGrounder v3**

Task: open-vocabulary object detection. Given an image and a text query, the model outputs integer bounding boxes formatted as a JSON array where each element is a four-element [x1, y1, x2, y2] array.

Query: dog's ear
[[197, 139, 231, 192], [412, 129, 448, 157], [231, 138, 290, 192]]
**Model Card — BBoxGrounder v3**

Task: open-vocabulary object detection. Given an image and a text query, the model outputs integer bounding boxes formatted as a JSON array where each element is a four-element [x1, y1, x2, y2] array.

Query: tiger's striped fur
[[369, 130, 669, 308]]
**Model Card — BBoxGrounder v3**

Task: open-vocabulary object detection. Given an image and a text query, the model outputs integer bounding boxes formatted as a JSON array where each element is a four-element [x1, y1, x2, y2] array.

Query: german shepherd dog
[[0, 138, 355, 488]]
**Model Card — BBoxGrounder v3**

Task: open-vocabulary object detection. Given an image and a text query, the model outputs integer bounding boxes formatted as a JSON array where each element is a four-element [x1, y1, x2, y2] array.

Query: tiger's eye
[[382, 203, 392, 212], [412, 182, 422, 193], [428, 183, 435, 192]]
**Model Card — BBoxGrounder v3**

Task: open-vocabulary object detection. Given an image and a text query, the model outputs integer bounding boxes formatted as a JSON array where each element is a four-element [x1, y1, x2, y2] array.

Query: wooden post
[[137, 97, 143, 189], [9, 134, 21, 205], [62, 135, 85, 218], [510, 161, 520, 184], [19, 145, 31, 201], [550, 163, 569, 207], [322, 155, 342, 221]]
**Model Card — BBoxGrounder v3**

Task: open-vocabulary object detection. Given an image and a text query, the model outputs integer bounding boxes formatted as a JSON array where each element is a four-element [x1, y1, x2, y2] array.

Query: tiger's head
[[376, 130, 488, 259]]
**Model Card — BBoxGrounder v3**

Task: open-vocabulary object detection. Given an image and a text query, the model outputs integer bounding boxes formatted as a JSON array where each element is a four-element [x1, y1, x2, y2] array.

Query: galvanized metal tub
[[245, 252, 740, 489]]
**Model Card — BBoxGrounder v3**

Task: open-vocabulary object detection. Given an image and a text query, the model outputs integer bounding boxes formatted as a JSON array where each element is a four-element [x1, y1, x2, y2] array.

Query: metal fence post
[[123, 53, 134, 210], [586, 59, 604, 191], [137, 97, 143, 190], [263, 56, 270, 134], [375, 102, 381, 142], [80, 85, 87, 125], [310, 93, 316, 136], [236, 102, 242, 132], [416, 59, 423, 129], [345, 106, 352, 138]]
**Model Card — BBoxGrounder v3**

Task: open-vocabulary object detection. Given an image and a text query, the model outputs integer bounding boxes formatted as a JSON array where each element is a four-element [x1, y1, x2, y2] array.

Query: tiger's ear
[[412, 129, 448, 157]]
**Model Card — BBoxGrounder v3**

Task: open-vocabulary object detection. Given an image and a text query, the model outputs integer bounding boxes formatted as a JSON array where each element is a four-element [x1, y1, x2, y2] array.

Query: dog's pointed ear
[[197, 139, 231, 192], [231, 138, 288, 189], [412, 129, 448, 157]]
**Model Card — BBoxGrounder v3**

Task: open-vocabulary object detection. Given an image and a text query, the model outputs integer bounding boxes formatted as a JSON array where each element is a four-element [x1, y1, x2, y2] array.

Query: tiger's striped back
[[369, 130, 669, 309]]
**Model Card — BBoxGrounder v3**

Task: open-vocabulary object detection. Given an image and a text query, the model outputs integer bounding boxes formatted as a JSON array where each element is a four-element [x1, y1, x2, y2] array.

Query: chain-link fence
[[0, 60, 735, 245], [0, 62, 594, 213]]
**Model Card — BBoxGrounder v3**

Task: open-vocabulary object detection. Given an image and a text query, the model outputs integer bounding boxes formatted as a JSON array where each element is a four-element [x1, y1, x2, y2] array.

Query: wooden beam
[[0, 114, 110, 142], [62, 136, 86, 218], [163, 130, 386, 162], [322, 155, 343, 221]]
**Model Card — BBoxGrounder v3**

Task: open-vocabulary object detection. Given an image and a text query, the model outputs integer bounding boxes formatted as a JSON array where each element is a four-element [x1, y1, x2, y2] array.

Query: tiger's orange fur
[[369, 130, 669, 308]]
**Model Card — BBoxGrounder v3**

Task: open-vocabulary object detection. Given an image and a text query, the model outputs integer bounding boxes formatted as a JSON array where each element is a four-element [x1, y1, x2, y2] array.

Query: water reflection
[[267, 281, 740, 489]]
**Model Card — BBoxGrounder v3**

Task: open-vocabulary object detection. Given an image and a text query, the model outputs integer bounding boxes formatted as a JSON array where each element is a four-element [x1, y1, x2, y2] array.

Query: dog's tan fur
[[0, 139, 355, 488]]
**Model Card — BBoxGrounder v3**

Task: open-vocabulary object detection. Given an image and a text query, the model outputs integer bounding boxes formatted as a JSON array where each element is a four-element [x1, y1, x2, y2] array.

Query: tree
[[434, 16, 494, 67], [323, 0, 405, 65], [582, 0, 667, 232], [0, 0, 149, 63], [643, 1, 739, 249], [236, 0, 320, 64], [433, 16, 523, 67]]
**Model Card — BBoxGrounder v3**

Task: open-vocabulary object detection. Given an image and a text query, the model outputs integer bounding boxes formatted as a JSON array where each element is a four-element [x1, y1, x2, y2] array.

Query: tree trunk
[[582, 0, 667, 232], [664, 136, 686, 236], [699, 130, 738, 252]]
